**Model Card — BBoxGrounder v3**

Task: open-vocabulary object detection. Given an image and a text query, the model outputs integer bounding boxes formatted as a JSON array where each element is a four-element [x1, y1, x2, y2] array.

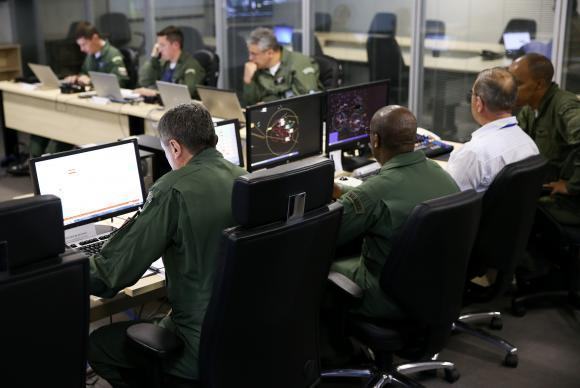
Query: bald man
[[447, 67, 538, 192], [331, 106, 459, 319], [509, 53, 580, 224]]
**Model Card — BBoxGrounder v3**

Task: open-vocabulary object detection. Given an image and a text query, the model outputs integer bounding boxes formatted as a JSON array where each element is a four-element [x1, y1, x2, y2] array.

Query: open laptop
[[503, 32, 531, 58], [29, 139, 146, 254], [89, 71, 140, 102], [156, 81, 192, 109], [28, 63, 62, 89], [197, 85, 245, 124], [214, 119, 244, 167]]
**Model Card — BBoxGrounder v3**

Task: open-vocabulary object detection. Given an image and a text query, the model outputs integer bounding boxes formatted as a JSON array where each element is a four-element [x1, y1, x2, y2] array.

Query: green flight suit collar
[[379, 150, 426, 172], [187, 147, 222, 165], [536, 82, 559, 117], [96, 41, 112, 58]]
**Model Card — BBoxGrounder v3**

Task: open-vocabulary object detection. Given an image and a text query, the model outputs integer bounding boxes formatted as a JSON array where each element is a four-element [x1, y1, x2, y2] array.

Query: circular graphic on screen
[[265, 108, 300, 155]]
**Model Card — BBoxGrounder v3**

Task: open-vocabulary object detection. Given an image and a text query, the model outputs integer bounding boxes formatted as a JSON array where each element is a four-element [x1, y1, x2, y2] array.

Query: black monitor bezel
[[214, 118, 245, 168], [324, 79, 390, 153], [29, 138, 147, 230], [245, 92, 324, 172]]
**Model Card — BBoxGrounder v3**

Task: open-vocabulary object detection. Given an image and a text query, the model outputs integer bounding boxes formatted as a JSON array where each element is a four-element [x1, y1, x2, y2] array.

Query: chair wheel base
[[444, 368, 460, 383], [489, 316, 503, 330], [504, 353, 518, 368]]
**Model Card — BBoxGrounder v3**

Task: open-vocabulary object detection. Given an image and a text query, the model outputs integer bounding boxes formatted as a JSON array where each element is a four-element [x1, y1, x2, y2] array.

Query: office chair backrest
[[98, 12, 132, 48], [119, 47, 139, 89], [381, 190, 481, 353], [369, 12, 397, 36], [179, 25, 205, 55], [193, 49, 220, 87], [315, 12, 332, 32], [468, 154, 548, 293], [314, 54, 343, 89], [426, 19, 446, 38], [292, 32, 324, 56], [200, 158, 343, 388], [500, 18, 537, 43], [227, 28, 248, 95], [367, 35, 406, 103], [0, 195, 89, 386]]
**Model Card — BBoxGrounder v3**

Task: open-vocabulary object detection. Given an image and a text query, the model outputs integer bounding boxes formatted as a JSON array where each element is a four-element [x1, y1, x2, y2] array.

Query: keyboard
[[415, 134, 454, 158], [69, 233, 112, 255]]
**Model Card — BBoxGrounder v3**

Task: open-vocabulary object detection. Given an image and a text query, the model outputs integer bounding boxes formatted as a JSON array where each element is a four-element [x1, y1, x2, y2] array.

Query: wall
[[0, 1, 13, 43]]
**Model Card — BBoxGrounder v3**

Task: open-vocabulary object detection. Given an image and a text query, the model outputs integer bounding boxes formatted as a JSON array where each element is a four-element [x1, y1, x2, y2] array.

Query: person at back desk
[[509, 53, 580, 225], [87, 103, 246, 386], [136, 25, 206, 99], [7, 21, 129, 176], [243, 27, 322, 106], [446, 67, 539, 192], [331, 106, 459, 320]]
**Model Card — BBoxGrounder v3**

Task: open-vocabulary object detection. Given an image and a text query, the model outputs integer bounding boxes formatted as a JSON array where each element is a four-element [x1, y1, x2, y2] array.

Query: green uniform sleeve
[[80, 56, 91, 76], [103, 54, 130, 88], [243, 80, 262, 106], [292, 59, 321, 95], [182, 61, 206, 99], [516, 106, 535, 135], [559, 104, 580, 193], [337, 188, 387, 246], [89, 186, 178, 298], [138, 57, 162, 88]]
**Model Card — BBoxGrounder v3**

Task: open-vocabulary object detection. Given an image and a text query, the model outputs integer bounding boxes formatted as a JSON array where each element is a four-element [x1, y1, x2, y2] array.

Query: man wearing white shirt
[[447, 67, 539, 192]]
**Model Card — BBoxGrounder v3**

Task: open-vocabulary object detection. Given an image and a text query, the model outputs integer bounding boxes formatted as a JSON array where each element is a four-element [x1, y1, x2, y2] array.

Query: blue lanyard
[[500, 122, 517, 129]]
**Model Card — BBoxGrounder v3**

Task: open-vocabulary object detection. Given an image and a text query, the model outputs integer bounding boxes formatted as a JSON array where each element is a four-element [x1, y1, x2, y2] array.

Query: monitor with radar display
[[246, 93, 323, 172]]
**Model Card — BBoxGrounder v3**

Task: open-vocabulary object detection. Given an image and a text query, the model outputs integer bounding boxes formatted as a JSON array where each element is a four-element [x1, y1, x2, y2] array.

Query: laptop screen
[[503, 32, 531, 51], [215, 119, 244, 167], [30, 139, 146, 229]]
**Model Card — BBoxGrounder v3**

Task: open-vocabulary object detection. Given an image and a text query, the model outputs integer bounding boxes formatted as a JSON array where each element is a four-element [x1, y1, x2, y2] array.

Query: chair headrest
[[232, 157, 334, 227], [0, 195, 64, 271]]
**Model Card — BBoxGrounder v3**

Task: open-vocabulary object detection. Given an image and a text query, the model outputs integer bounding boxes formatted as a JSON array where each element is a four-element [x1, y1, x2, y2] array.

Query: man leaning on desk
[[136, 25, 206, 99], [87, 103, 246, 386], [243, 27, 322, 106], [7, 21, 129, 176]]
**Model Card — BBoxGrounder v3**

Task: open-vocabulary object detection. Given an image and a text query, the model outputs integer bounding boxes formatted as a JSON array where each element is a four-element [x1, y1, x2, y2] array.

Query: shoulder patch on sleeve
[[143, 190, 155, 211], [302, 67, 315, 75], [185, 68, 197, 75], [118, 67, 128, 76], [343, 191, 365, 215], [112, 55, 124, 63]]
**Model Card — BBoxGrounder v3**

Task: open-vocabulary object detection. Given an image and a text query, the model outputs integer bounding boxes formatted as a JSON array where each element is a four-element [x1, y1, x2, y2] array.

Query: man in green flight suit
[[331, 106, 459, 320], [87, 103, 246, 387], [8, 21, 129, 176], [136, 26, 206, 99], [509, 53, 580, 225], [243, 27, 322, 106]]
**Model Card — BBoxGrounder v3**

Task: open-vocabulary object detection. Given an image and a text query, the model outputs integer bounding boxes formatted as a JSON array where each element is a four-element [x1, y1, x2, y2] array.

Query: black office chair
[[292, 32, 324, 56], [315, 12, 332, 32], [226, 28, 248, 97], [314, 54, 343, 89], [193, 49, 220, 87], [125, 157, 344, 388], [367, 36, 408, 104], [499, 18, 537, 43], [369, 12, 397, 36], [0, 195, 89, 386], [119, 46, 139, 89], [426, 20, 445, 38], [454, 155, 548, 368], [98, 12, 146, 55], [179, 26, 206, 55], [323, 190, 482, 387]]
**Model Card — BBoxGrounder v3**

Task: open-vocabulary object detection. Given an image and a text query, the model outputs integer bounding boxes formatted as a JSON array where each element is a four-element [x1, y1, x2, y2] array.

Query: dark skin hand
[[332, 183, 342, 200], [543, 179, 571, 195]]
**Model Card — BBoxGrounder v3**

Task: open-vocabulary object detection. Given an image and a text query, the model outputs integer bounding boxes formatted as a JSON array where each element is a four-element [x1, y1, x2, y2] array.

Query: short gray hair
[[474, 67, 517, 112], [157, 102, 215, 153], [247, 27, 280, 52]]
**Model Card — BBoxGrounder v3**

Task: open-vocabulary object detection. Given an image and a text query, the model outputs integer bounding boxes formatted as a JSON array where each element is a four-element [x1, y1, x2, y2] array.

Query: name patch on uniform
[[302, 67, 315, 75], [185, 69, 196, 75], [112, 56, 124, 63], [343, 191, 365, 214]]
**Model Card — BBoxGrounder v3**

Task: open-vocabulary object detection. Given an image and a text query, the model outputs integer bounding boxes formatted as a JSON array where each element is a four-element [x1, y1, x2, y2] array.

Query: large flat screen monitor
[[30, 139, 146, 229], [325, 80, 390, 152], [246, 93, 323, 172]]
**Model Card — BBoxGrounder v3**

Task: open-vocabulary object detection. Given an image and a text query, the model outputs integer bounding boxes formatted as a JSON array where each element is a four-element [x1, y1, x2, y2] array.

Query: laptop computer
[[29, 139, 146, 254], [28, 63, 62, 89], [214, 119, 244, 167], [89, 71, 140, 102], [197, 85, 245, 124], [156, 81, 192, 109], [503, 32, 531, 58]]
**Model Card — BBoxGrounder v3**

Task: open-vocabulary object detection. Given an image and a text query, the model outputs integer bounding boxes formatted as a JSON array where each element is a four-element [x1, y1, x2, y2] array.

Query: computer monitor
[[30, 139, 146, 230], [325, 80, 390, 153], [226, 0, 274, 18], [503, 32, 531, 51], [273, 25, 293, 45], [215, 119, 244, 168], [246, 93, 323, 172]]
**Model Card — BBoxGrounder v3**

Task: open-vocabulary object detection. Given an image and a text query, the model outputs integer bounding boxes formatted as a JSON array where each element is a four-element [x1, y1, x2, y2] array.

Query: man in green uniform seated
[[332, 106, 459, 320], [87, 103, 246, 386], [243, 27, 322, 106], [136, 26, 206, 99], [8, 21, 129, 176], [509, 53, 580, 225]]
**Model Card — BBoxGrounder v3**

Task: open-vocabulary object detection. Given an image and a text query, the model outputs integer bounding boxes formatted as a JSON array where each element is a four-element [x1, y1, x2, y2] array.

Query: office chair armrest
[[126, 322, 183, 358], [328, 271, 363, 298]]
